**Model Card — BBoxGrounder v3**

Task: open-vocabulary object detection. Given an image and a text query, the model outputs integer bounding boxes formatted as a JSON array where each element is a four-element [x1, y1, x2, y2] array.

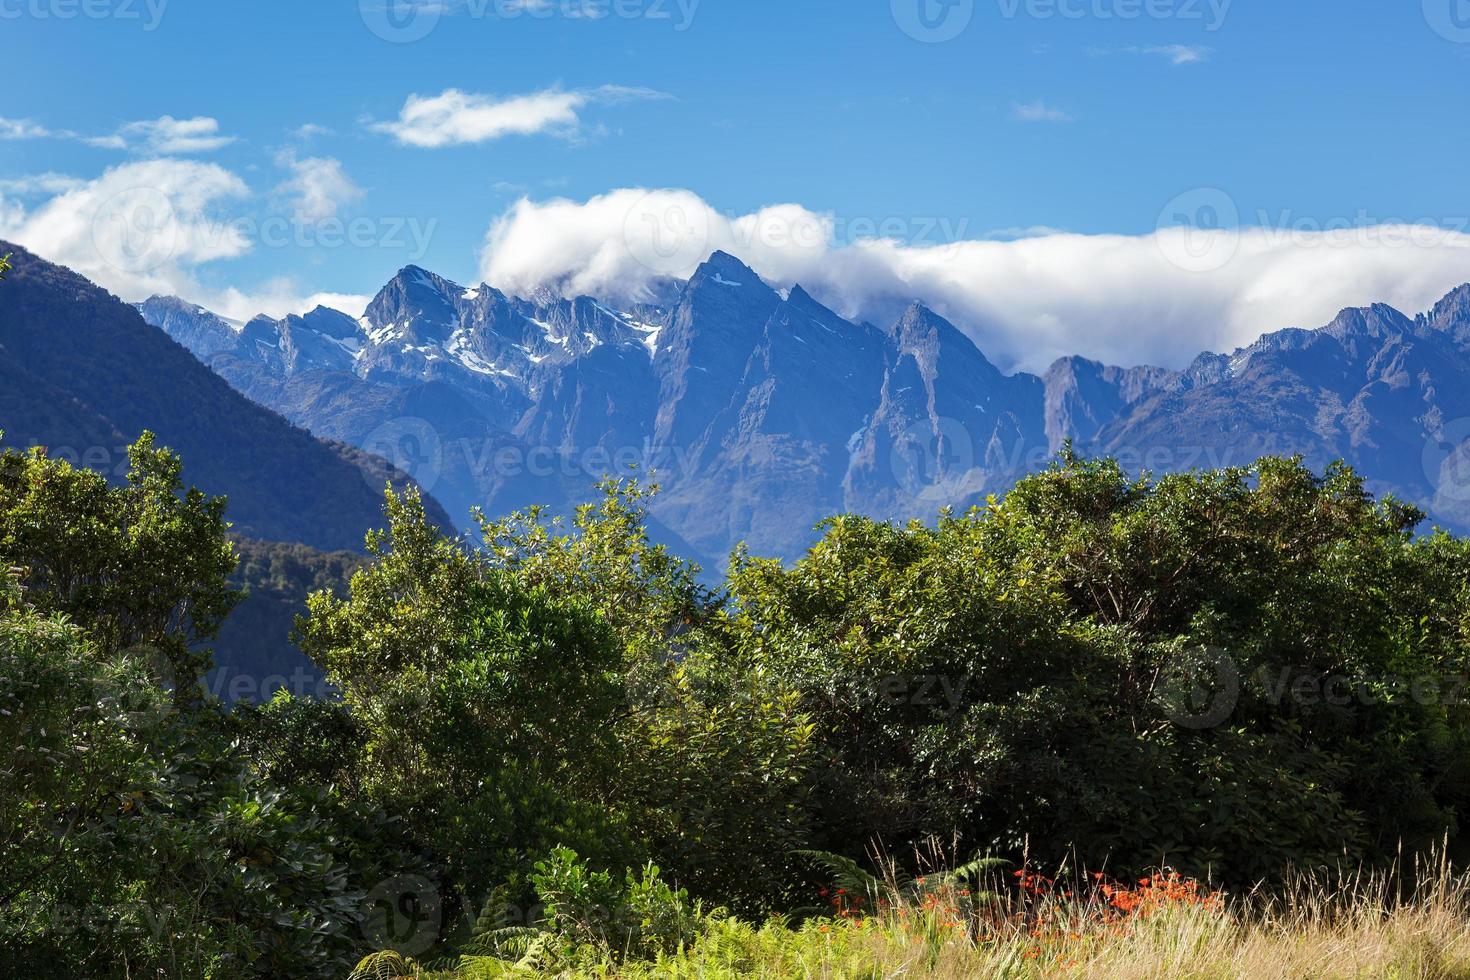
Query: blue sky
[[3, 0, 1470, 369]]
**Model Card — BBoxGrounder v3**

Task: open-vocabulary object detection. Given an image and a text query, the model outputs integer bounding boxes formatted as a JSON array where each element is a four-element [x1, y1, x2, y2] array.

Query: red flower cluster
[[1097, 871, 1223, 917], [1007, 866, 1223, 965], [819, 886, 867, 920], [1014, 869, 1055, 895]]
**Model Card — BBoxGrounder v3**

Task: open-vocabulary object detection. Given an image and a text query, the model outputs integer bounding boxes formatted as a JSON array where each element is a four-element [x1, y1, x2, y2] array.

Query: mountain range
[[137, 251, 1470, 565]]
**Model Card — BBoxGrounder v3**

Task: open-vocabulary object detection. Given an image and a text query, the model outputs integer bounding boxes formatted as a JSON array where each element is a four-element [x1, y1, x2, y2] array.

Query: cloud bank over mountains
[[481, 188, 1470, 371]]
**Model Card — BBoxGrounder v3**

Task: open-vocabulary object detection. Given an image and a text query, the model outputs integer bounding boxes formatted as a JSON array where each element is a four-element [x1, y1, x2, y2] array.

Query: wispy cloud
[[0, 172, 86, 195], [105, 116, 237, 154], [1139, 44, 1210, 65], [290, 123, 334, 141], [1013, 100, 1076, 123], [0, 160, 371, 321], [362, 1, 582, 16], [983, 225, 1071, 241], [370, 85, 670, 148], [0, 118, 56, 140], [1091, 44, 1211, 66], [0, 114, 236, 154], [273, 152, 363, 222], [0, 159, 251, 302]]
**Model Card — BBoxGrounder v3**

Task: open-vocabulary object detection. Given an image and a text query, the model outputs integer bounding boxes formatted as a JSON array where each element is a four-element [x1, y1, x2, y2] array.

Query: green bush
[[522, 846, 706, 962], [725, 454, 1470, 883]]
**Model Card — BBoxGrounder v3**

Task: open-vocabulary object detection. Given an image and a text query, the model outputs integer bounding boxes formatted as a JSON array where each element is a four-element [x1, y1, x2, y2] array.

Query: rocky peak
[[1423, 283, 1470, 339]]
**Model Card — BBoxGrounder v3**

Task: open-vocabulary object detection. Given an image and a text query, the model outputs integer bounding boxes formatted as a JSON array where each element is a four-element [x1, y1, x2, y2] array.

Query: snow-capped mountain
[[139, 255, 1470, 565]]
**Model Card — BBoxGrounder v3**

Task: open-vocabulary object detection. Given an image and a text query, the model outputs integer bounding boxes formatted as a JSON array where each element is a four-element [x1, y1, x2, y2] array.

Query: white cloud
[[371, 85, 668, 148], [1092, 44, 1211, 66], [0, 118, 55, 140], [0, 159, 251, 302], [365, 0, 605, 17], [82, 134, 130, 150], [0, 172, 86, 196], [478, 188, 1470, 374], [0, 157, 382, 326], [303, 291, 373, 317], [273, 153, 363, 222], [1013, 100, 1076, 123], [1140, 44, 1210, 65], [107, 116, 237, 155], [0, 114, 235, 154], [0, 161, 378, 324], [204, 281, 373, 322], [291, 123, 333, 141]]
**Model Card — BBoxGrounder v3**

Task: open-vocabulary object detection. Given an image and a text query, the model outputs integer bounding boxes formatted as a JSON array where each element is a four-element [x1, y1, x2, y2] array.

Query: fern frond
[[514, 931, 557, 971], [445, 954, 529, 979], [792, 849, 886, 903], [347, 950, 423, 980], [933, 855, 1009, 886], [460, 925, 542, 958]]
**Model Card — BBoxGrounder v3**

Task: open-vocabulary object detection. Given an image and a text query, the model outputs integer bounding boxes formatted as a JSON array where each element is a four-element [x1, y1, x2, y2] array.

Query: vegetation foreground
[[8, 422, 1470, 977], [358, 860, 1470, 978]]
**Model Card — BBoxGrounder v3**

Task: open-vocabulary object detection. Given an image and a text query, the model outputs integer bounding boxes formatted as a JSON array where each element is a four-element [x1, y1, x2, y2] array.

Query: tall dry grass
[[619, 850, 1470, 978]]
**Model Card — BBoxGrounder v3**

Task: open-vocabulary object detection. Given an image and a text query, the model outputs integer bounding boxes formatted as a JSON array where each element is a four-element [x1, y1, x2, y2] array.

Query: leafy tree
[[298, 488, 639, 920], [0, 432, 239, 701], [303, 482, 817, 919], [0, 566, 374, 977], [0, 576, 164, 954], [0, 437, 378, 977], [476, 476, 713, 659], [477, 480, 816, 911]]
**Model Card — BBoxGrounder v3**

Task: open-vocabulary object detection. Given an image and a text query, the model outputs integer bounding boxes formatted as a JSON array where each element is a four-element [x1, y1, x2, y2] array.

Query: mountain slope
[[0, 243, 447, 550], [648, 281, 888, 558]]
